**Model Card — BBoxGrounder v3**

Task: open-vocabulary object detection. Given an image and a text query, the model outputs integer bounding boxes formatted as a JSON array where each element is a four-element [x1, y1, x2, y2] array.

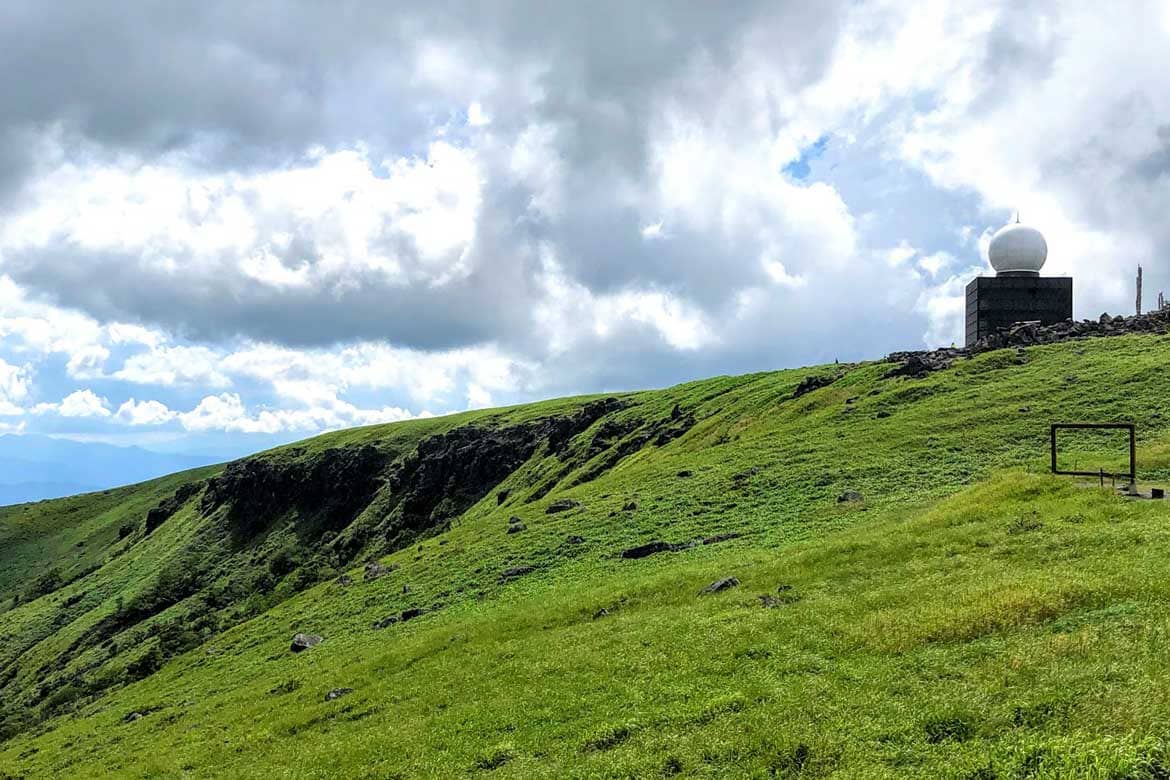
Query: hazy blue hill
[[0, 435, 222, 505]]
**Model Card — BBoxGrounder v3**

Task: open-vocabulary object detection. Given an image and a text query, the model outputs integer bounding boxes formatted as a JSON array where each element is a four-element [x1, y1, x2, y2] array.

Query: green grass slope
[[2, 334, 1170, 778]]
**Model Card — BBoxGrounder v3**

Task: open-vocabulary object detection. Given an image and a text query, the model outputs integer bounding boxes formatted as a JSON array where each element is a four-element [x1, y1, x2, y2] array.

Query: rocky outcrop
[[202, 445, 391, 541], [885, 309, 1170, 378], [144, 481, 203, 535]]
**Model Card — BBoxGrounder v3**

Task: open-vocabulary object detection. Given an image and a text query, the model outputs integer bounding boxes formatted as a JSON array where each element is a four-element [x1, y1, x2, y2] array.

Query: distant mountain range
[[0, 435, 223, 505]]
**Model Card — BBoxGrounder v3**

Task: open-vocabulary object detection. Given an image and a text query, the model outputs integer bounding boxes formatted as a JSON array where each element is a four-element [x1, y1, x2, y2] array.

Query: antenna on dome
[[1015, 211, 1020, 224]]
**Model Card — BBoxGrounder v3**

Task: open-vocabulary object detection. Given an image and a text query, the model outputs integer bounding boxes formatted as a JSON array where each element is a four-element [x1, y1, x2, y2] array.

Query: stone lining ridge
[[886, 309, 1170, 378]]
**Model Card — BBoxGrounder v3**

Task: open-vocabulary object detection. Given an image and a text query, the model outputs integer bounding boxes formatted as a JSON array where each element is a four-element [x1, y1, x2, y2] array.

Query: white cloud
[[56, 389, 111, 418], [114, 345, 230, 388], [115, 398, 178, 426], [0, 358, 31, 416]]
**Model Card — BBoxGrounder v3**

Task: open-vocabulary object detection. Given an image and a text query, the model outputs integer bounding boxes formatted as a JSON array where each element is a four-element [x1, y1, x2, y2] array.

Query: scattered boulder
[[372, 616, 399, 630], [506, 522, 527, 534], [700, 577, 740, 595], [497, 489, 511, 505], [566, 535, 585, 545], [122, 711, 145, 723], [335, 574, 353, 587], [671, 403, 683, 420], [760, 585, 800, 607], [400, 607, 424, 622], [622, 500, 638, 512], [592, 608, 609, 620], [732, 466, 761, 483], [324, 687, 354, 702], [364, 561, 392, 581], [547, 499, 581, 514], [402, 584, 411, 594], [508, 515, 522, 525], [621, 540, 678, 559], [875, 410, 891, 419], [498, 565, 535, 583], [677, 469, 694, 478], [290, 633, 323, 653], [837, 491, 864, 504], [793, 373, 839, 398]]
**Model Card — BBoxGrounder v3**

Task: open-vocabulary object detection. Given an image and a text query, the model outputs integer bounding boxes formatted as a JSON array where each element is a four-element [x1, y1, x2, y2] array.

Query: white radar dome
[[988, 218, 1047, 275]]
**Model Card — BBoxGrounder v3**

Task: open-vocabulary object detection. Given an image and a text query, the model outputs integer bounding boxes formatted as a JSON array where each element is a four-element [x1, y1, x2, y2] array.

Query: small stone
[[498, 565, 535, 583], [875, 410, 891, 419], [620, 540, 677, 559], [497, 489, 511, 505], [546, 499, 581, 514], [699, 576, 740, 595], [677, 470, 694, 478], [837, 491, 864, 504], [402, 584, 411, 594], [592, 608, 609, 620], [372, 616, 399, 629], [566, 535, 585, 544], [335, 574, 353, 587], [364, 561, 390, 581], [622, 501, 638, 512], [400, 607, 424, 621], [290, 633, 323, 653], [508, 515, 522, 524], [506, 522, 527, 534], [324, 687, 354, 702]]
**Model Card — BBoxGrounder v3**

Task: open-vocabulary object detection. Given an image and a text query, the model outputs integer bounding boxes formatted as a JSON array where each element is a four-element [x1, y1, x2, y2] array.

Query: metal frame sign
[[1050, 422, 1136, 483]]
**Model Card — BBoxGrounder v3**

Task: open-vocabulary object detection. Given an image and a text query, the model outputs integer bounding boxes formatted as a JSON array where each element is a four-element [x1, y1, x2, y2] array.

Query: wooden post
[[1136, 265, 1143, 315]]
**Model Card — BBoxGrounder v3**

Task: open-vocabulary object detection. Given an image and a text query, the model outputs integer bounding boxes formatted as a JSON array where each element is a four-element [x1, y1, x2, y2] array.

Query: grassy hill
[[2, 333, 1170, 778]]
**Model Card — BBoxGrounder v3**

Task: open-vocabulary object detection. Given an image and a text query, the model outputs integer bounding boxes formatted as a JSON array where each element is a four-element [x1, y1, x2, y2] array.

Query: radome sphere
[[988, 220, 1047, 275]]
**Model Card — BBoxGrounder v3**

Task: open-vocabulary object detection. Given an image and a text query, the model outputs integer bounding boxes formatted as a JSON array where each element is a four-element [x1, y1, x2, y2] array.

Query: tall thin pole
[[1137, 265, 1143, 316]]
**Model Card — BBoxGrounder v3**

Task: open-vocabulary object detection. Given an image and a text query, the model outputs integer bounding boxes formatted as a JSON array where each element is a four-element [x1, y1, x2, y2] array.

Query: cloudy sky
[[1, 0, 1168, 458]]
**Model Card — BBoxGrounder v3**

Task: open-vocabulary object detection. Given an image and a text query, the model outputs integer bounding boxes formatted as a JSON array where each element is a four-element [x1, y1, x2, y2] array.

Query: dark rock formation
[[622, 501, 638, 512], [144, 481, 202, 535], [566, 535, 585, 544], [399, 608, 424, 622], [372, 616, 398, 630], [837, 491, 864, 504], [506, 523, 526, 534], [335, 574, 353, 587], [324, 687, 354, 702], [202, 445, 390, 541], [546, 499, 581, 514]]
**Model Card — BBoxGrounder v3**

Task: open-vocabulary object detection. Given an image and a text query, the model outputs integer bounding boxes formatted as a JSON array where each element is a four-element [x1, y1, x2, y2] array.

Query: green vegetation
[[3, 334, 1170, 777]]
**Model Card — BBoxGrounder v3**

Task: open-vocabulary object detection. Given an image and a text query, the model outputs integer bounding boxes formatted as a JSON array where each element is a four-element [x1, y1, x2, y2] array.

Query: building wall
[[964, 276, 1073, 346]]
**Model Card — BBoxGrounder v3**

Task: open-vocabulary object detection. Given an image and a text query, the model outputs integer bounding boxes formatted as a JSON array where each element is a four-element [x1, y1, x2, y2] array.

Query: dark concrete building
[[965, 275, 1073, 346], [964, 217, 1072, 346]]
